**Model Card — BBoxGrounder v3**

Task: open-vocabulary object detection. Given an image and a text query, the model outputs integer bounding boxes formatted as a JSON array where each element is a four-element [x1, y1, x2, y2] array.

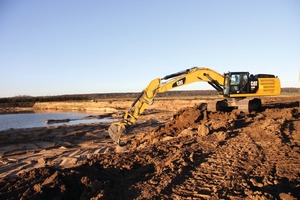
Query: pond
[[0, 112, 113, 131]]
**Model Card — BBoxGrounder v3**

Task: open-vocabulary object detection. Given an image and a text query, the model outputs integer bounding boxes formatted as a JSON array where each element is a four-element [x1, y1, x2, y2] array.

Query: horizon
[[1, 87, 299, 99]]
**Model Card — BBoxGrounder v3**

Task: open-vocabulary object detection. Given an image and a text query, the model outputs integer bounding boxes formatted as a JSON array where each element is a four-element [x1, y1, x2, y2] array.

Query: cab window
[[230, 74, 241, 85]]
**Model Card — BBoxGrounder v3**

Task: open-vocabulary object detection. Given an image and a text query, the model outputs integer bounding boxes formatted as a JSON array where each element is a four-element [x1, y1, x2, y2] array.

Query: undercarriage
[[208, 98, 263, 113]]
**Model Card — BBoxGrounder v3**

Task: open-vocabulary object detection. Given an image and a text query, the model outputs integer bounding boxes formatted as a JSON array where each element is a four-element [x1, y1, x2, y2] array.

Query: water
[[0, 112, 112, 131]]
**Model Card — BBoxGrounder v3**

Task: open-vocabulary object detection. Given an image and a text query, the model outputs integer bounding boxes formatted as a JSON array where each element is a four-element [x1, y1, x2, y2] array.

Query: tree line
[[0, 88, 298, 104], [0, 90, 218, 104]]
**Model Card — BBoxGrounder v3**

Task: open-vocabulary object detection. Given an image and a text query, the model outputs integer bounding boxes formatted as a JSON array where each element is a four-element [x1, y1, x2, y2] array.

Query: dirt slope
[[0, 97, 299, 199]]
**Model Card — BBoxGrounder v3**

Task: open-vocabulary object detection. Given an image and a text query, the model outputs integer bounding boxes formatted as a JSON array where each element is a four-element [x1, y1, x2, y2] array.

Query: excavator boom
[[108, 67, 225, 145]]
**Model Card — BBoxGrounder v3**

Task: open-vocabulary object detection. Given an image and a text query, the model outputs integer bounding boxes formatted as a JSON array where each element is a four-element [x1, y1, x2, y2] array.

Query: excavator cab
[[224, 71, 278, 98], [223, 72, 255, 97]]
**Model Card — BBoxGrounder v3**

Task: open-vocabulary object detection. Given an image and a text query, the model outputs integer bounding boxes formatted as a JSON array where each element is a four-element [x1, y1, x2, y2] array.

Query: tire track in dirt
[[0, 123, 116, 178]]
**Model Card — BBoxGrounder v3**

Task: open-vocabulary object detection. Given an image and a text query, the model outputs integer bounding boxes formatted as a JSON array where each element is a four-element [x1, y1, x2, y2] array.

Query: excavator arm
[[108, 67, 225, 145]]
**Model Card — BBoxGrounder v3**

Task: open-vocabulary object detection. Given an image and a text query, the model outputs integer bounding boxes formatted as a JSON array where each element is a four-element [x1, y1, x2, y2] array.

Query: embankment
[[32, 99, 206, 113], [1, 96, 298, 114]]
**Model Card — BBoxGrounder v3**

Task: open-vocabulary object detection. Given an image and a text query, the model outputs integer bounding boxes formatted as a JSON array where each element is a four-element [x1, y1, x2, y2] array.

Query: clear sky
[[0, 0, 299, 97]]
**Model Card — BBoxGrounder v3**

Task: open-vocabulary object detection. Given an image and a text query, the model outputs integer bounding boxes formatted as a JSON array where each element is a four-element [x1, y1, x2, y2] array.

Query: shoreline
[[0, 112, 116, 132], [1, 95, 298, 113]]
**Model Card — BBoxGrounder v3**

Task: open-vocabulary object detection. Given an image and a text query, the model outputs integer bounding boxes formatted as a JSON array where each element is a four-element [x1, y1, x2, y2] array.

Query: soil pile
[[0, 99, 299, 199]]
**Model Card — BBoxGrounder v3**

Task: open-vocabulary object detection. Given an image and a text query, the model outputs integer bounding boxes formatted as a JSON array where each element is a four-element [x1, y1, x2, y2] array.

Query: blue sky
[[0, 0, 299, 97]]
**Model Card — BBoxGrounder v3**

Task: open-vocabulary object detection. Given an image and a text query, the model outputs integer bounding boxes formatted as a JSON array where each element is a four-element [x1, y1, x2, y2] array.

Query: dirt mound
[[0, 99, 299, 199], [129, 103, 207, 148]]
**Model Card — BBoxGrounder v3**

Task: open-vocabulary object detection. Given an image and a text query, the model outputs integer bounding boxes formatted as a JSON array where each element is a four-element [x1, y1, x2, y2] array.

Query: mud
[[0, 97, 299, 199]]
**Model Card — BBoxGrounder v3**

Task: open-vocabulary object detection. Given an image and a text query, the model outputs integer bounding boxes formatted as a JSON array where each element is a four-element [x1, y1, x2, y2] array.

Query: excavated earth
[[0, 97, 299, 199]]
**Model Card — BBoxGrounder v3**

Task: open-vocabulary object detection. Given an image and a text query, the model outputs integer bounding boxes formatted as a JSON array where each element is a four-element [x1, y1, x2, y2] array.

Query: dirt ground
[[0, 96, 299, 199]]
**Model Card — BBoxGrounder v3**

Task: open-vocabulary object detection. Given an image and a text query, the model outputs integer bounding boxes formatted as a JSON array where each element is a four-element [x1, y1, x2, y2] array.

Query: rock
[[115, 145, 128, 153], [42, 171, 59, 186], [80, 176, 91, 186], [83, 113, 112, 119], [216, 131, 228, 142], [198, 124, 209, 136], [279, 193, 297, 200], [37, 158, 46, 164], [151, 138, 159, 144], [45, 119, 70, 124], [178, 128, 194, 137], [33, 184, 42, 193], [161, 136, 174, 141], [250, 178, 264, 188]]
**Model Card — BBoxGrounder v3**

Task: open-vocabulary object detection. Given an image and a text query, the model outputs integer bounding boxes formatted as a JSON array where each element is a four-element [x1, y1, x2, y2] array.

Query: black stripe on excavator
[[203, 73, 223, 92], [130, 91, 144, 107], [162, 67, 197, 80], [172, 77, 186, 88], [208, 82, 223, 93]]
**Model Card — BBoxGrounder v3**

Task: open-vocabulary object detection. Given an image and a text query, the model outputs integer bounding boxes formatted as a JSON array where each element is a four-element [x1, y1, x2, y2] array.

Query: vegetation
[[0, 90, 218, 104], [0, 88, 298, 106]]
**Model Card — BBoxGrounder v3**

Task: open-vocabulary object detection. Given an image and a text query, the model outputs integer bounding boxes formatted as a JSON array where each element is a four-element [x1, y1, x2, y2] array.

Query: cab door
[[226, 72, 250, 95], [223, 73, 230, 97]]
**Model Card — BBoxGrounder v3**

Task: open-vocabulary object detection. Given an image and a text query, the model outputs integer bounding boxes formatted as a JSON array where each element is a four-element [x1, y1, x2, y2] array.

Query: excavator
[[108, 67, 281, 145]]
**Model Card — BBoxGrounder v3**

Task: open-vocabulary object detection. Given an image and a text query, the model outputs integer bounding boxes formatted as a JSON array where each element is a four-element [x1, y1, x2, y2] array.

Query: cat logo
[[176, 80, 184, 85], [251, 81, 258, 86], [172, 77, 186, 88]]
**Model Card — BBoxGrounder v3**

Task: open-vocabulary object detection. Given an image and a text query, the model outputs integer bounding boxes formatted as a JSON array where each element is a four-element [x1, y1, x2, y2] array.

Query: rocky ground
[[0, 96, 299, 199]]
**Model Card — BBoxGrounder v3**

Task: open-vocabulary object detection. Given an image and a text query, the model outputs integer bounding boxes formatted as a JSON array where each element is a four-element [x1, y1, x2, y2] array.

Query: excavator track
[[231, 98, 262, 113]]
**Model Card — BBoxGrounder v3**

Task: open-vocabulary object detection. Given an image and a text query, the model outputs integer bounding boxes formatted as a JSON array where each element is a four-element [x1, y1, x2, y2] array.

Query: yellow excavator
[[108, 67, 281, 145]]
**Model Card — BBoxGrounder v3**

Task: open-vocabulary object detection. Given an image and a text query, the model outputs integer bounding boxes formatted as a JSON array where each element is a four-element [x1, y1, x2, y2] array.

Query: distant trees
[[0, 88, 298, 106], [281, 88, 300, 93]]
